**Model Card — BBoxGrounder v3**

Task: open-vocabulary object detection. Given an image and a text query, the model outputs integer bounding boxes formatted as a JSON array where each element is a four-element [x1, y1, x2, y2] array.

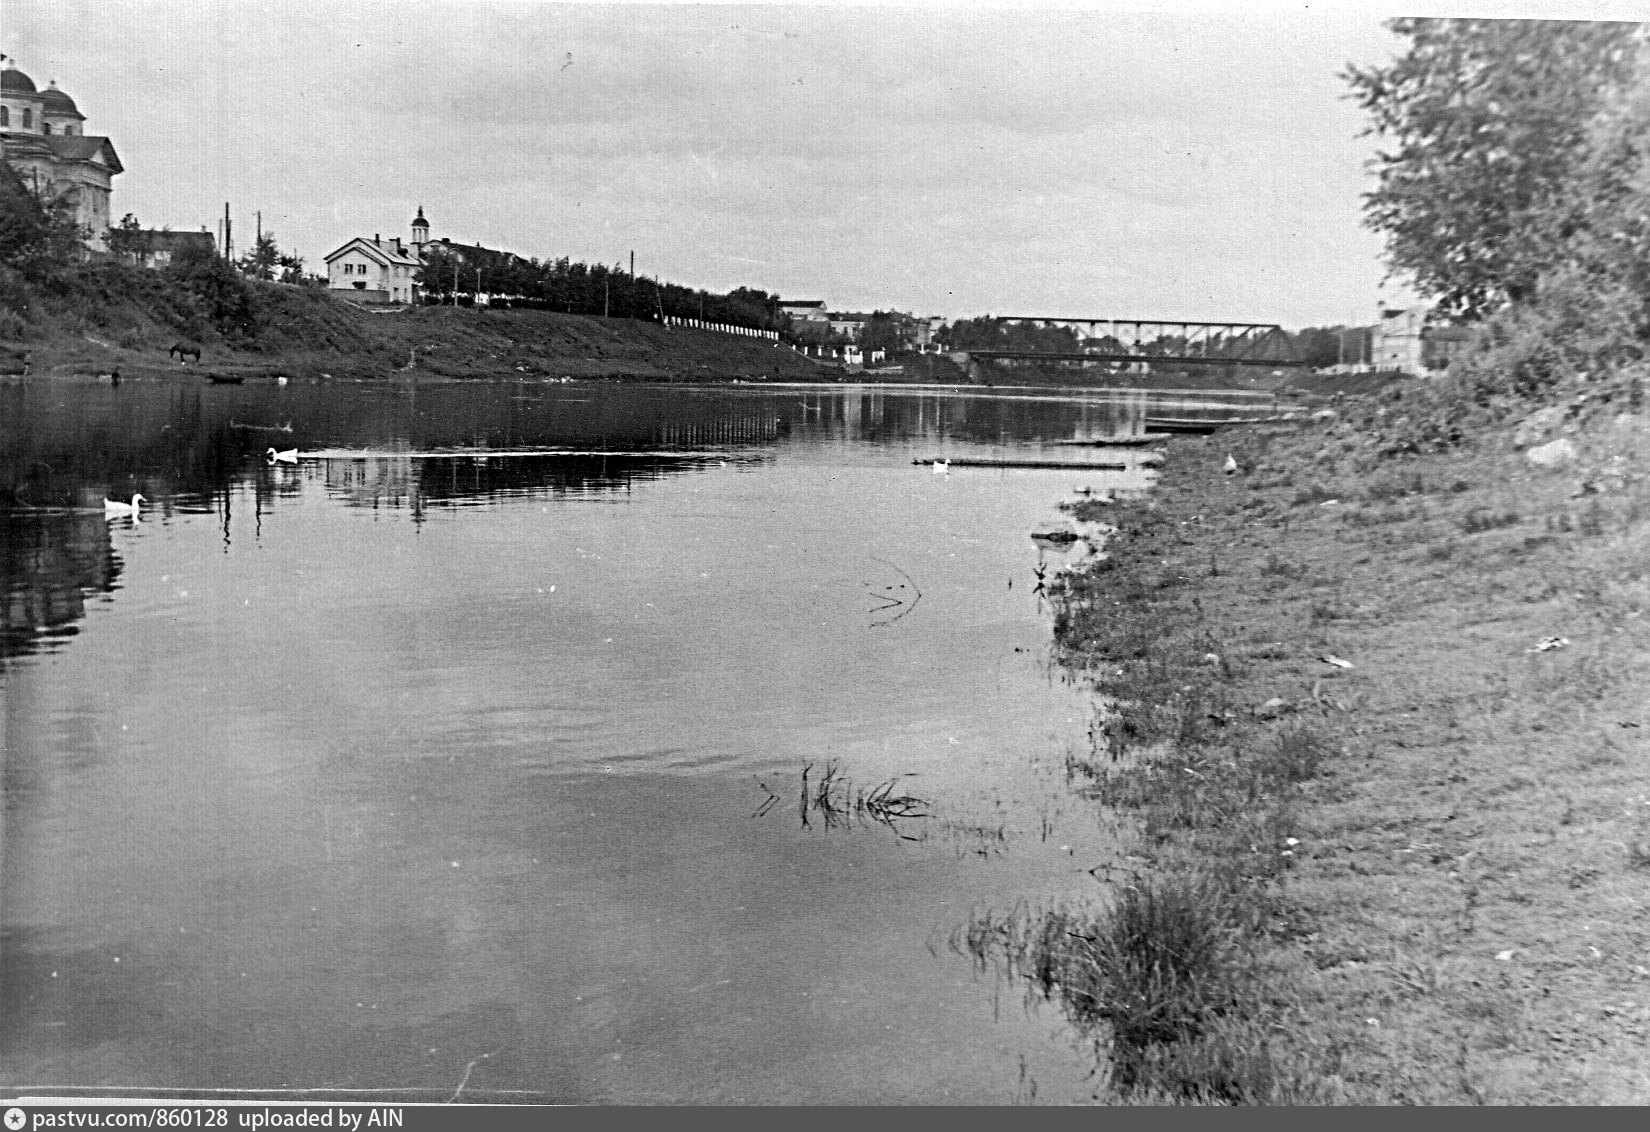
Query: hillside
[[1, 260, 842, 383]]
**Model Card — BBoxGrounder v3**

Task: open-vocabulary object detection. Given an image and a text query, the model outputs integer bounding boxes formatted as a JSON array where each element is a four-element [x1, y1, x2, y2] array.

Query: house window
[[22, 108, 31, 129], [42, 122, 51, 135], [1, 107, 8, 127]]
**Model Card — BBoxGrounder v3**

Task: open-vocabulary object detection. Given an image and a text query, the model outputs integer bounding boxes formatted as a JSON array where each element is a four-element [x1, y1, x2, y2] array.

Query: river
[[1, 376, 1176, 1103]]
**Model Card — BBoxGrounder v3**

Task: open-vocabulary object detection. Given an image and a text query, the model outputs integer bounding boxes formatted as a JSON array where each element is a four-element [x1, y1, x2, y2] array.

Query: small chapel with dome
[[1, 57, 123, 247]]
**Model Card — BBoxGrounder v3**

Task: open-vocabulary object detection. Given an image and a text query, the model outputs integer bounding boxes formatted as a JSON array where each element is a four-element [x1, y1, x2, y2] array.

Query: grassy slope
[[1038, 394, 1650, 1102], [8, 267, 840, 383]]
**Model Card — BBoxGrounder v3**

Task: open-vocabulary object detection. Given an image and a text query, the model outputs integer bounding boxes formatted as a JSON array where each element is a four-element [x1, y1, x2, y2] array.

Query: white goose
[[267, 447, 298, 465], [104, 493, 145, 517], [932, 459, 950, 475]]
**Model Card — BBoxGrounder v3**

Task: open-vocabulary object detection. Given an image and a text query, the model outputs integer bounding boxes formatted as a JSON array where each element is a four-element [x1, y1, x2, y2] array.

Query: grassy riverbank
[[973, 380, 1650, 1103], [1, 262, 840, 383]]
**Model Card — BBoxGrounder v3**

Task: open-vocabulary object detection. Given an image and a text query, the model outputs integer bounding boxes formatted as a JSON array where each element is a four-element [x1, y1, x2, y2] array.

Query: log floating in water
[[1050, 434, 1172, 447], [913, 457, 1127, 470]]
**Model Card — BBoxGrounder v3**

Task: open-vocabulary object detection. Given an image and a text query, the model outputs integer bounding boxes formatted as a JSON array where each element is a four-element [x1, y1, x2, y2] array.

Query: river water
[[1, 376, 1171, 1104]]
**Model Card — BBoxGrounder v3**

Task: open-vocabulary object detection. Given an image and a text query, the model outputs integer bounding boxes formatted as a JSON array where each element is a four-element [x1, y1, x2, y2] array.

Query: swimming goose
[[267, 447, 298, 465], [104, 493, 145, 517]]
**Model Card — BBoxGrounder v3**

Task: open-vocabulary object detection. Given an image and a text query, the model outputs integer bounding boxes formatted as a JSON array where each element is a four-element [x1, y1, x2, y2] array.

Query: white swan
[[267, 447, 298, 464], [932, 459, 949, 475], [104, 493, 145, 517]]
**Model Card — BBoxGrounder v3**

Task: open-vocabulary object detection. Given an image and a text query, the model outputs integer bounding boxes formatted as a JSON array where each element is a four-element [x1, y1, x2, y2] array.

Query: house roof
[[3, 132, 123, 173], [781, 300, 825, 308], [427, 236, 520, 264], [46, 134, 122, 172], [144, 229, 214, 251], [324, 236, 422, 268]]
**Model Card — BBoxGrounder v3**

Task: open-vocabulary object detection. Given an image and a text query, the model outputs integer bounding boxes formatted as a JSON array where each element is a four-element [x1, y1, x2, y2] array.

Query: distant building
[[125, 229, 215, 269], [829, 316, 867, 341], [1372, 305, 1426, 373], [1, 59, 123, 249], [781, 300, 831, 341], [324, 208, 529, 304], [1371, 304, 1475, 374], [324, 230, 423, 304]]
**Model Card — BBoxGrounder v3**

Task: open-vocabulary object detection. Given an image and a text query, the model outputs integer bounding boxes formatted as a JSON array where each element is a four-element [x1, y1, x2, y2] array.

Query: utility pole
[[630, 250, 634, 278], [223, 202, 232, 261]]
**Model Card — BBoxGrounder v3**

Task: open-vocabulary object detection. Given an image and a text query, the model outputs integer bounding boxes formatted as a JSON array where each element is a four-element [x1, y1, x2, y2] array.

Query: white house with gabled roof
[[324, 225, 423, 304]]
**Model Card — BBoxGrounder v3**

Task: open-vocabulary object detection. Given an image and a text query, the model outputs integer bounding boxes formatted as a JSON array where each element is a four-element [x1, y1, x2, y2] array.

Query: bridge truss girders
[[988, 316, 1302, 365]]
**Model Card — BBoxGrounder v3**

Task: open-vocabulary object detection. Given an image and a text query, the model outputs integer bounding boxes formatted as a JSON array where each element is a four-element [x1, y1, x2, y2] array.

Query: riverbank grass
[[1006, 397, 1650, 1103]]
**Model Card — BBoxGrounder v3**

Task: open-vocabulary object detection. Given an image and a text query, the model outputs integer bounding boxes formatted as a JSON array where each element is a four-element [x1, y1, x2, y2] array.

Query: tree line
[[413, 241, 786, 331], [931, 316, 1366, 368]]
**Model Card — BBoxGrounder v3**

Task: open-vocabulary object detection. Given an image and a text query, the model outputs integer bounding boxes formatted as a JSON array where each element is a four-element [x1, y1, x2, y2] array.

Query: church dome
[[2, 65, 40, 95], [41, 82, 83, 118], [411, 206, 429, 229]]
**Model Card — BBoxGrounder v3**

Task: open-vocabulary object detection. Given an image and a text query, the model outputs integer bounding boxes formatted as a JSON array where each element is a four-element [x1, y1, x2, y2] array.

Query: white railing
[[663, 315, 779, 340]]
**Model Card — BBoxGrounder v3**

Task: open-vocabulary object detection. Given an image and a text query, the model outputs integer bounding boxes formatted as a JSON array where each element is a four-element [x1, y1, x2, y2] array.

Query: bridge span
[[956, 315, 1304, 373]]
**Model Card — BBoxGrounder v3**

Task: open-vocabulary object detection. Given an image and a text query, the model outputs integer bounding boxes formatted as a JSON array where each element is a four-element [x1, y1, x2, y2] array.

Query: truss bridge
[[958, 316, 1303, 374]]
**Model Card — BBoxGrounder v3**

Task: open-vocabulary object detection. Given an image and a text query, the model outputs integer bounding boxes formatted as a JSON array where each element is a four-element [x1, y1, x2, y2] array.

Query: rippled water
[[1, 377, 1175, 1103]]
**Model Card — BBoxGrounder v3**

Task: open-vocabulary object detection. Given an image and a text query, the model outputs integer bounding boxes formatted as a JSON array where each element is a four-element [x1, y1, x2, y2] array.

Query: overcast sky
[[4, 1, 1618, 327]]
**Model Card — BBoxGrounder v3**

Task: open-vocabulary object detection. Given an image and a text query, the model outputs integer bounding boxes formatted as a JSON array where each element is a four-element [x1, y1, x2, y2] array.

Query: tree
[[237, 230, 281, 281], [416, 244, 460, 302], [1290, 326, 1348, 369], [167, 239, 258, 339], [861, 311, 908, 354], [0, 166, 89, 278], [106, 213, 154, 265], [1345, 19, 1640, 320], [276, 251, 305, 285]]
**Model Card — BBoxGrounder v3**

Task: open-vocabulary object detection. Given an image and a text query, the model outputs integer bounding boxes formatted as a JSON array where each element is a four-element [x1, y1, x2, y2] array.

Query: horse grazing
[[169, 342, 202, 364]]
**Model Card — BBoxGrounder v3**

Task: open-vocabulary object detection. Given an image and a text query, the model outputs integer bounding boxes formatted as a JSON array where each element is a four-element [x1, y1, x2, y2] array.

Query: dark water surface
[[2, 376, 1165, 1103]]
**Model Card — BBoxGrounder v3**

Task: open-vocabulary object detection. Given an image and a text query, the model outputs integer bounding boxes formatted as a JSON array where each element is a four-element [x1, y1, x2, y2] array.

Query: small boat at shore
[[206, 373, 245, 385]]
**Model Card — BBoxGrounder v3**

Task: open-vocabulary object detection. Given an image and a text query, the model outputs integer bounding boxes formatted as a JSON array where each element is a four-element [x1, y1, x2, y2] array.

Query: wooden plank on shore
[[915, 458, 1127, 471]]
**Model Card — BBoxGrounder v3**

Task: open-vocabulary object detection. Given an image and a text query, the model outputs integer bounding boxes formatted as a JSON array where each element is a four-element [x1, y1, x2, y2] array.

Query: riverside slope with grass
[[0, 260, 846, 384], [969, 379, 1650, 1103]]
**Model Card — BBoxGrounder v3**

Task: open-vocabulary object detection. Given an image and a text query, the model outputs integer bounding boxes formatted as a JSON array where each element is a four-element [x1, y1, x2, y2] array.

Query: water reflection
[[3, 379, 1164, 517], [0, 377, 1203, 1102], [0, 511, 122, 663], [320, 451, 741, 514]]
